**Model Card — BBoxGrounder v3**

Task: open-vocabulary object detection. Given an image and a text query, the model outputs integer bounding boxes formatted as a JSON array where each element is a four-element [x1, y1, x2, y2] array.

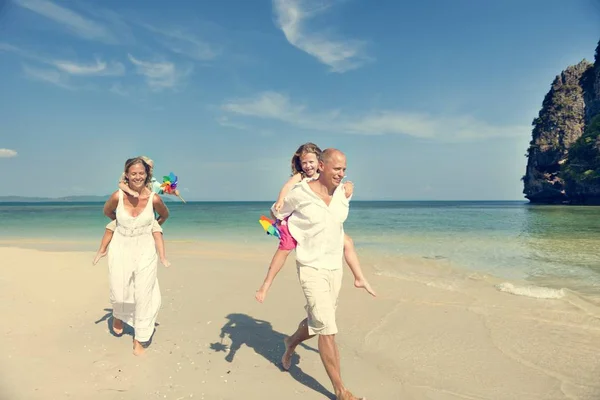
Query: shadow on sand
[[95, 308, 158, 347], [210, 313, 335, 399]]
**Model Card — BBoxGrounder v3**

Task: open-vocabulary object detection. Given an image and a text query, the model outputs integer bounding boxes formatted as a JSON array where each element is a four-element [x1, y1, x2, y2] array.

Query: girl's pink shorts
[[277, 217, 297, 250]]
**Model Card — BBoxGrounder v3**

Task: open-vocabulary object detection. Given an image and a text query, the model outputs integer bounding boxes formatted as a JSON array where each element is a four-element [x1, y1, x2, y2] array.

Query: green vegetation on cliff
[[562, 115, 600, 196]]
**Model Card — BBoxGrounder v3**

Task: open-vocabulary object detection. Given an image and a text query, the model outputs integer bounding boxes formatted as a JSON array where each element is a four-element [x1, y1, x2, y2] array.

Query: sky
[[0, 0, 598, 201]]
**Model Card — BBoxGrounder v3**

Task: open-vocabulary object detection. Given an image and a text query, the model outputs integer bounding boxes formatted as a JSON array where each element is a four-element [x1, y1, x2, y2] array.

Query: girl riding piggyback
[[255, 142, 376, 303]]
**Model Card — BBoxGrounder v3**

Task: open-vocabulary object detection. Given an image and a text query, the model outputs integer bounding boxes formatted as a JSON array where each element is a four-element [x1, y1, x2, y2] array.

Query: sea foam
[[495, 282, 565, 299]]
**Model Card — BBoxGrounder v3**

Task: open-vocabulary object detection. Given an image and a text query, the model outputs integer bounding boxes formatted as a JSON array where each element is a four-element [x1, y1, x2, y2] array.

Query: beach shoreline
[[1, 240, 599, 399]]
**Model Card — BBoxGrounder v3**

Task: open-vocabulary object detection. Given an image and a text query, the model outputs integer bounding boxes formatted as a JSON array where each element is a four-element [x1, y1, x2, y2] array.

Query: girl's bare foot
[[255, 288, 267, 303], [93, 250, 107, 265], [133, 339, 145, 356], [112, 317, 124, 335], [354, 278, 376, 297]]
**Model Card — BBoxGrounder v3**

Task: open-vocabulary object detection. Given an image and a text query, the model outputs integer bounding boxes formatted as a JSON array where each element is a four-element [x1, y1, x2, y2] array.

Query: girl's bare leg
[[344, 234, 376, 297], [255, 248, 292, 303]]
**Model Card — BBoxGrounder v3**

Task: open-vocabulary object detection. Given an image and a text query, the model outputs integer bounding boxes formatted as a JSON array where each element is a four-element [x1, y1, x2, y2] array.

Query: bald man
[[271, 148, 365, 400]]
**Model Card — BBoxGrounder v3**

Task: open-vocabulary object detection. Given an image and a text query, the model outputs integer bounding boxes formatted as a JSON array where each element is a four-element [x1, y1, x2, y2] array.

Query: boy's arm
[[118, 174, 139, 197], [274, 173, 302, 211], [153, 195, 170, 225]]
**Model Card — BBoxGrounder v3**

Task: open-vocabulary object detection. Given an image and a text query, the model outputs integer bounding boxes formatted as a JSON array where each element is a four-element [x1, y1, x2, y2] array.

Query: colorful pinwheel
[[160, 172, 186, 203], [259, 215, 280, 239]]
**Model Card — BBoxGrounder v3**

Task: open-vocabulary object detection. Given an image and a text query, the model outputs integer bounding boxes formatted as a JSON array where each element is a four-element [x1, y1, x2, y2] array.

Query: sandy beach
[[1, 240, 599, 400]]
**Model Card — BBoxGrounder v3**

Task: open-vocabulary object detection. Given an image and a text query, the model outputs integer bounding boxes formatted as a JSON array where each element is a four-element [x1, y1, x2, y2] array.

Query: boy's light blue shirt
[[151, 177, 162, 194]]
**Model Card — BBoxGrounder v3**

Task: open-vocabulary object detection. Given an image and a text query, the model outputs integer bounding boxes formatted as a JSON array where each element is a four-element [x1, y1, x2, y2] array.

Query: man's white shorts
[[297, 266, 343, 336]]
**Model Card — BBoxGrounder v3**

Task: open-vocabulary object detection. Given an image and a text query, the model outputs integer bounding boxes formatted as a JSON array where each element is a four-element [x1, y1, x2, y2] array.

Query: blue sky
[[0, 0, 598, 200]]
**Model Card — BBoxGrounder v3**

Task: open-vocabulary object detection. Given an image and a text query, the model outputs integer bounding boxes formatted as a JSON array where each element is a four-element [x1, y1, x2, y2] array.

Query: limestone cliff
[[523, 39, 600, 204]]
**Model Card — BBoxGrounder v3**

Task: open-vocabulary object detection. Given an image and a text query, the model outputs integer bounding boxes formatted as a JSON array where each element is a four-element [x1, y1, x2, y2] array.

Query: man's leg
[[282, 318, 314, 370], [319, 334, 363, 400], [318, 334, 343, 392]]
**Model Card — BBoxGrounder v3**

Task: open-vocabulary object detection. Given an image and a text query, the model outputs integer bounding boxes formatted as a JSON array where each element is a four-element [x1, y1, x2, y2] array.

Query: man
[[271, 148, 365, 400]]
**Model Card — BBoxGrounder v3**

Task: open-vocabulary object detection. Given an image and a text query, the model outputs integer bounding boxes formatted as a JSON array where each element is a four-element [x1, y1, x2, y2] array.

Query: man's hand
[[343, 181, 354, 198]]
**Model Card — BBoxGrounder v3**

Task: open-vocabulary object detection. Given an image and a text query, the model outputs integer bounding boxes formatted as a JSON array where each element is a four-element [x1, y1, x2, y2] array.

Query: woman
[[102, 157, 169, 355]]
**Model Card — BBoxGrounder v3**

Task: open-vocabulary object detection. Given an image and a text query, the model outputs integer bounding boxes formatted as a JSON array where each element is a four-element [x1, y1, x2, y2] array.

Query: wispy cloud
[[221, 91, 528, 141], [138, 22, 219, 61], [1, 43, 124, 77], [53, 59, 125, 76], [272, 0, 371, 73], [22, 64, 73, 89], [13, 0, 118, 43], [216, 116, 252, 131], [0, 148, 18, 158], [127, 54, 191, 91]]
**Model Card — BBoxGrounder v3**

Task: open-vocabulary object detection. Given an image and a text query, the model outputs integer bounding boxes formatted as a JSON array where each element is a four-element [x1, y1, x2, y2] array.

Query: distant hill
[[0, 195, 177, 203]]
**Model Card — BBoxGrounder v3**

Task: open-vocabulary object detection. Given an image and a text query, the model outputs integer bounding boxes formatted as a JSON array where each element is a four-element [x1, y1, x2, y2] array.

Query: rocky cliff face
[[583, 41, 600, 123], [523, 39, 600, 204]]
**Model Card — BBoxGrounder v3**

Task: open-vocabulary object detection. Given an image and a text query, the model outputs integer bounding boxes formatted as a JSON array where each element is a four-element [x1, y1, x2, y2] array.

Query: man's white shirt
[[272, 180, 351, 270]]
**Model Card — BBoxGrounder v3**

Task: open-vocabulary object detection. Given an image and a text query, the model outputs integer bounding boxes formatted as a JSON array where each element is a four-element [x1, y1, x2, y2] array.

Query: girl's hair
[[291, 142, 322, 176], [123, 157, 153, 186]]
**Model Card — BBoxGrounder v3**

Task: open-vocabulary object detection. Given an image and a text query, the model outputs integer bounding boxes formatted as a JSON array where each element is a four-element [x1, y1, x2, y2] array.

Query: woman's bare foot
[[133, 339, 145, 356], [281, 336, 295, 370], [93, 250, 107, 265], [354, 278, 376, 297], [112, 317, 123, 335]]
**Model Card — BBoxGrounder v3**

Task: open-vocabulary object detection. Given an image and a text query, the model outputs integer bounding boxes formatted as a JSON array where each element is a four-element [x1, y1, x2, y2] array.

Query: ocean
[[2, 200, 600, 298]]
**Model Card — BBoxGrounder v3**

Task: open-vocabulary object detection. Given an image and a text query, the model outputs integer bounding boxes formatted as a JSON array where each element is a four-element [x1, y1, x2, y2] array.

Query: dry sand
[[1, 240, 599, 400]]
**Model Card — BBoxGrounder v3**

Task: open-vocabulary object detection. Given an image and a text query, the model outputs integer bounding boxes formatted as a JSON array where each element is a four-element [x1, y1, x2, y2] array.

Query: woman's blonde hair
[[290, 142, 322, 176]]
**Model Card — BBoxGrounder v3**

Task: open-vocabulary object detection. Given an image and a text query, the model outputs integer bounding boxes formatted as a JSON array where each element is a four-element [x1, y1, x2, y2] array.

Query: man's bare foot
[[133, 339, 145, 356], [354, 278, 376, 297], [281, 336, 295, 370], [112, 317, 123, 335], [160, 257, 171, 268], [93, 250, 107, 265], [336, 388, 365, 400]]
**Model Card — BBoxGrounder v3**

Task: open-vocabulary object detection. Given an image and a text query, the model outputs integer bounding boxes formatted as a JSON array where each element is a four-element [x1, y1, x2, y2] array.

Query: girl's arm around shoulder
[[153, 194, 169, 225], [343, 181, 354, 198], [274, 173, 303, 211]]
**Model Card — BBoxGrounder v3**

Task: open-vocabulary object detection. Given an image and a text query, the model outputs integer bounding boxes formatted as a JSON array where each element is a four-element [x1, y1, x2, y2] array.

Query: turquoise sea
[[2, 201, 600, 297]]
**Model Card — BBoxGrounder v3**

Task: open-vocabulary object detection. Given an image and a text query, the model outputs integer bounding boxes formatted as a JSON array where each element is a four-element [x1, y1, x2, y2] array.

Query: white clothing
[[108, 190, 161, 342], [297, 266, 343, 335], [272, 180, 351, 271]]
